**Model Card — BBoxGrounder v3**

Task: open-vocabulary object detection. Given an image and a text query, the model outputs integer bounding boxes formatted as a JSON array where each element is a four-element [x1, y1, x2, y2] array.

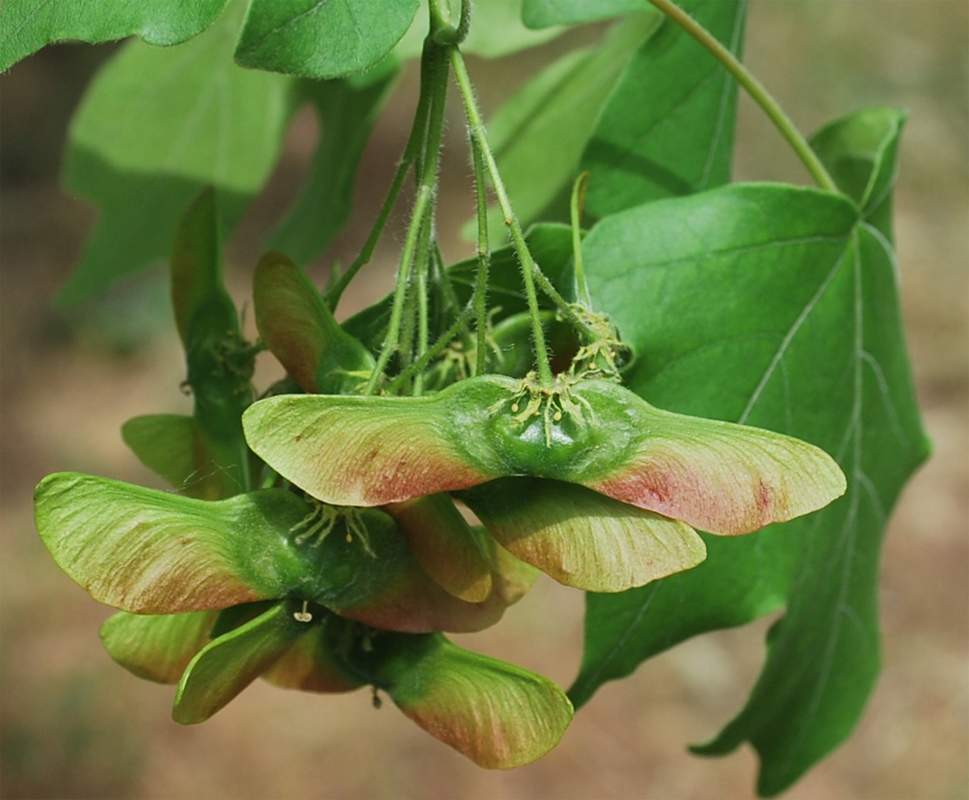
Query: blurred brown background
[[1, 2, 966, 798]]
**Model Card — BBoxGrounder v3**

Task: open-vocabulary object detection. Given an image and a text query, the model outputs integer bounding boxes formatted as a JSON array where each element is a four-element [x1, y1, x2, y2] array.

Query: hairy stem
[[413, 210, 433, 395], [325, 44, 437, 312], [450, 47, 554, 387], [470, 135, 491, 377], [386, 304, 475, 392], [364, 42, 449, 395]]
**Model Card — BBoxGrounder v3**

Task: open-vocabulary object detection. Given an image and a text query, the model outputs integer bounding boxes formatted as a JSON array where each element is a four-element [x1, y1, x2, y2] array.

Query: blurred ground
[[1, 2, 967, 799]]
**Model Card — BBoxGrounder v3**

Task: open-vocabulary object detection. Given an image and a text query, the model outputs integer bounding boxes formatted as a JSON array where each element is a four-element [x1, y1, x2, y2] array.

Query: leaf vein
[[738, 247, 846, 424]]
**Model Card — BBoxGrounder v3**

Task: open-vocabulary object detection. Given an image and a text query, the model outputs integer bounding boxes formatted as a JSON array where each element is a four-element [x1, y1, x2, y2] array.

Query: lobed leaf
[[810, 107, 906, 241], [572, 175, 929, 793]]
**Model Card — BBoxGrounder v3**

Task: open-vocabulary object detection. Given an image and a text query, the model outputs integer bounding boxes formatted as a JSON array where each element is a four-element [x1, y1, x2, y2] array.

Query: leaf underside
[[236, 0, 420, 79], [59, 4, 296, 304]]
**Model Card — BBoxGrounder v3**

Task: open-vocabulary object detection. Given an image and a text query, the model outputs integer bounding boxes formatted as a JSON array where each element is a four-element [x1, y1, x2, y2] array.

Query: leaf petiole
[[570, 171, 592, 309]]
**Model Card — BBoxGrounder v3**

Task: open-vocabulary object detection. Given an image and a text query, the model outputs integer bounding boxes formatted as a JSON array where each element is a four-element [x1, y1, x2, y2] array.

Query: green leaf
[[121, 414, 198, 491], [253, 251, 374, 394], [269, 63, 399, 263], [459, 477, 706, 592], [522, 0, 644, 29], [0, 0, 230, 72], [236, 0, 419, 79], [174, 600, 311, 723], [395, 0, 564, 60], [809, 106, 906, 241], [60, 4, 297, 303], [366, 633, 574, 769], [100, 610, 219, 683], [581, 0, 745, 218], [571, 180, 929, 794], [483, 12, 660, 238]]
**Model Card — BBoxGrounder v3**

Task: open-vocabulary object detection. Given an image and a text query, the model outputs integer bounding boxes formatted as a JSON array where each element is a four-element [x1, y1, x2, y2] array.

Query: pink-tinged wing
[[253, 251, 374, 395], [173, 601, 310, 724], [297, 508, 521, 635], [461, 478, 705, 592], [100, 610, 219, 684], [476, 527, 541, 607], [34, 473, 316, 613], [261, 624, 365, 694], [243, 392, 494, 506], [385, 636, 573, 769], [253, 251, 328, 392], [584, 389, 847, 535], [332, 558, 510, 635], [385, 493, 494, 603]]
